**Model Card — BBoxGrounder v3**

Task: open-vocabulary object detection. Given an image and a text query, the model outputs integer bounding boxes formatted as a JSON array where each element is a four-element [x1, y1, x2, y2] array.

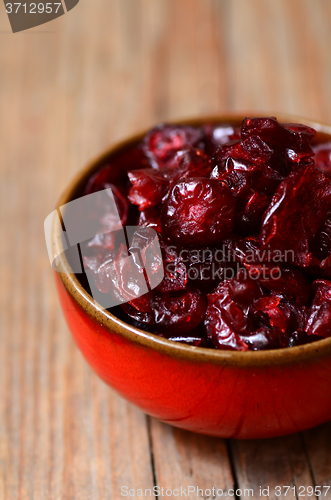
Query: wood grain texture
[[150, 419, 234, 499], [1, 0, 331, 499], [230, 435, 317, 500]]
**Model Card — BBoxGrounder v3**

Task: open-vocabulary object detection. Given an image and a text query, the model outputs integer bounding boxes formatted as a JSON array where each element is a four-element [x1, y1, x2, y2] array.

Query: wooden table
[[1, 1, 331, 498]]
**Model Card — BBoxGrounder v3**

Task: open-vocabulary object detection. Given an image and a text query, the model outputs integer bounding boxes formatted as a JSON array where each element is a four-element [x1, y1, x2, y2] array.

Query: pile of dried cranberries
[[81, 117, 331, 351]]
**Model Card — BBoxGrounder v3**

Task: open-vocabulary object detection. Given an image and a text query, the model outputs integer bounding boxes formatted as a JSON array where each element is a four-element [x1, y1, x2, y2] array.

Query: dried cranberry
[[260, 165, 331, 267], [121, 301, 155, 325], [137, 206, 162, 232], [237, 190, 271, 234], [205, 271, 264, 350], [83, 247, 116, 276], [223, 235, 261, 264], [241, 117, 315, 160], [243, 296, 311, 349], [243, 327, 290, 350], [151, 288, 207, 334], [311, 212, 331, 261], [155, 238, 187, 292], [280, 300, 308, 333], [305, 280, 331, 337], [215, 136, 274, 166], [313, 142, 331, 178], [186, 247, 233, 292], [205, 282, 250, 351], [211, 134, 288, 236], [128, 148, 211, 210], [84, 164, 115, 195], [244, 264, 311, 305], [167, 148, 212, 177], [90, 226, 163, 307], [95, 244, 146, 301], [128, 168, 173, 210], [228, 270, 264, 313], [319, 255, 331, 278], [84, 146, 146, 195], [211, 157, 259, 198], [80, 184, 129, 253], [203, 123, 241, 155], [128, 293, 154, 313], [253, 296, 288, 331], [161, 178, 236, 245], [214, 135, 288, 178], [287, 329, 321, 347], [143, 124, 204, 169]]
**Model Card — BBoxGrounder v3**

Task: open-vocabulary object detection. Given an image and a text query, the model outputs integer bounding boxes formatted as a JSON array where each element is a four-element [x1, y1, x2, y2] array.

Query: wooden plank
[[303, 422, 331, 499], [230, 434, 316, 500], [228, 0, 331, 122], [150, 418, 234, 499]]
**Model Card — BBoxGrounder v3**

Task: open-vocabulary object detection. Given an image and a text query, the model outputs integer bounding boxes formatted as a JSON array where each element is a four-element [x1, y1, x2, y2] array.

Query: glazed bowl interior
[[53, 114, 331, 368]]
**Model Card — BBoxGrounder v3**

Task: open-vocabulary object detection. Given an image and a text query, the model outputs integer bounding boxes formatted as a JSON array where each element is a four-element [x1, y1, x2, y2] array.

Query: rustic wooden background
[[1, 1, 331, 499]]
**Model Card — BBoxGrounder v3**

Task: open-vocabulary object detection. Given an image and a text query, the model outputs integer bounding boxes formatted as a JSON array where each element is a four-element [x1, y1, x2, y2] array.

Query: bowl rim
[[52, 113, 331, 367]]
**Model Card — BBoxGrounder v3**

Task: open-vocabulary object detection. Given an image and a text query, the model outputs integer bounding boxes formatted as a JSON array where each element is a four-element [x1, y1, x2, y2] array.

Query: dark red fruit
[[121, 288, 206, 335], [305, 280, 331, 337], [205, 289, 249, 350], [205, 271, 264, 351], [128, 168, 173, 210], [84, 146, 147, 195], [311, 212, 331, 261], [203, 123, 241, 154], [161, 178, 236, 245], [186, 246, 234, 292], [260, 165, 331, 267], [241, 117, 315, 160], [253, 295, 289, 331], [81, 117, 331, 351], [120, 301, 155, 325], [155, 238, 187, 292], [211, 135, 286, 195], [151, 288, 207, 334], [137, 206, 162, 232], [143, 124, 204, 169], [237, 189, 272, 234], [214, 136, 275, 167], [95, 244, 146, 302], [244, 264, 311, 305], [227, 269, 264, 313], [167, 148, 212, 178], [90, 228, 163, 308], [211, 134, 291, 235], [83, 247, 116, 276], [128, 148, 211, 210], [313, 142, 331, 178], [243, 327, 290, 350]]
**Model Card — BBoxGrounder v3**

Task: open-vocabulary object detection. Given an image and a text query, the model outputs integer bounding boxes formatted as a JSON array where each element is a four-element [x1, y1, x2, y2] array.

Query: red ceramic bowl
[[52, 115, 331, 439]]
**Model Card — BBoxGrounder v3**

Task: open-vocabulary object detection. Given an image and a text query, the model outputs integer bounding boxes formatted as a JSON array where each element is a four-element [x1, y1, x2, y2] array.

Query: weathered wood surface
[[1, 0, 331, 498]]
